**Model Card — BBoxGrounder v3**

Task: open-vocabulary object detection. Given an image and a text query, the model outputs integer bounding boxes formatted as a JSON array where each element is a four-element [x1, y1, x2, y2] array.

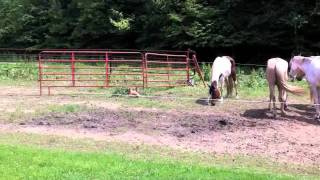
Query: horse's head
[[208, 81, 221, 106], [289, 56, 306, 81]]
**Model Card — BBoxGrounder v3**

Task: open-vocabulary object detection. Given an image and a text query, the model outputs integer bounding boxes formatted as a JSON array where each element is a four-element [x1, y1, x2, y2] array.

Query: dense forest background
[[0, 0, 319, 62]]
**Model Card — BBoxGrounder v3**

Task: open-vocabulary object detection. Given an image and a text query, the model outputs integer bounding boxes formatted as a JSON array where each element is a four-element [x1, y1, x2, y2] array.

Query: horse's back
[[267, 58, 288, 71], [305, 57, 320, 82], [212, 56, 232, 72], [213, 56, 232, 65], [309, 56, 320, 68], [212, 56, 233, 81]]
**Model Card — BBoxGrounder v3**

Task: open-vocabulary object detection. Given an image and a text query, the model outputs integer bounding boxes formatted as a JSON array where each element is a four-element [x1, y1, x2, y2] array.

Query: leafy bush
[[200, 64, 267, 90], [238, 68, 267, 89], [201, 63, 212, 81]]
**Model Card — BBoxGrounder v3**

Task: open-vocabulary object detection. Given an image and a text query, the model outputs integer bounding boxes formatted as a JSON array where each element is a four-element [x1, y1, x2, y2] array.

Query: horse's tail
[[227, 76, 234, 96], [276, 67, 305, 95], [226, 56, 236, 67], [225, 56, 236, 96], [225, 56, 237, 82]]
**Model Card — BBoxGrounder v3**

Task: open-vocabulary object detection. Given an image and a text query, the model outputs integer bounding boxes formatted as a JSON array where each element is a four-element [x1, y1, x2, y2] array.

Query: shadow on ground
[[242, 104, 320, 125], [195, 97, 209, 106]]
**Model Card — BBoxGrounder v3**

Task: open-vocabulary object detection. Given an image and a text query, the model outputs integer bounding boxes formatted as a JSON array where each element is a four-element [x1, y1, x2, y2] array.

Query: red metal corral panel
[[38, 50, 203, 95]]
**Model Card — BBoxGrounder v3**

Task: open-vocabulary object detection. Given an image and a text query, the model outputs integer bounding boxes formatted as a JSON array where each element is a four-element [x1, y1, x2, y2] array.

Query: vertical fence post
[[105, 52, 109, 87], [71, 52, 75, 87], [186, 51, 190, 85], [186, 56, 191, 85], [144, 53, 148, 88], [141, 53, 146, 88], [38, 54, 42, 96], [167, 55, 170, 86]]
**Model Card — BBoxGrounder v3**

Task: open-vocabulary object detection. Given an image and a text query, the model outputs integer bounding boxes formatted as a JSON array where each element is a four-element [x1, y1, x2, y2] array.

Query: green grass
[[0, 62, 38, 81], [1, 104, 88, 123], [46, 104, 87, 113], [0, 131, 317, 180], [0, 132, 319, 179]]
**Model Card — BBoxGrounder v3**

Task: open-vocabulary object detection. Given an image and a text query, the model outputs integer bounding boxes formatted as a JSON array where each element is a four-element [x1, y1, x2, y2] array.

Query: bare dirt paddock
[[0, 85, 320, 168]]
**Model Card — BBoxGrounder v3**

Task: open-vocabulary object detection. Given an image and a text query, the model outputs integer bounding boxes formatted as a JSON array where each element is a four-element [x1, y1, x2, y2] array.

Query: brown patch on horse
[[225, 56, 237, 97], [225, 56, 237, 82]]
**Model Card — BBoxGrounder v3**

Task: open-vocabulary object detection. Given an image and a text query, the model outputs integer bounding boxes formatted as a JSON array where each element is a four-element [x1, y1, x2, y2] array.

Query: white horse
[[208, 56, 238, 106], [266, 58, 304, 117], [289, 56, 320, 120]]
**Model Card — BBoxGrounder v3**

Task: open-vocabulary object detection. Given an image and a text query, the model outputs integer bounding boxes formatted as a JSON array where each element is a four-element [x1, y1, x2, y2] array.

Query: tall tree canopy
[[0, 0, 319, 62]]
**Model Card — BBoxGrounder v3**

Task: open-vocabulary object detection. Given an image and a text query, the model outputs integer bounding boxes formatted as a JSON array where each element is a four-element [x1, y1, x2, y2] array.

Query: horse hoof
[[314, 115, 320, 120], [208, 101, 215, 106]]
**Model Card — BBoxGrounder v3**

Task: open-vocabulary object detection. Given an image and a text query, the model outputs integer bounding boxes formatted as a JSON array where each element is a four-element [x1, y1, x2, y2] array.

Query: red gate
[[38, 50, 204, 95], [145, 53, 190, 87]]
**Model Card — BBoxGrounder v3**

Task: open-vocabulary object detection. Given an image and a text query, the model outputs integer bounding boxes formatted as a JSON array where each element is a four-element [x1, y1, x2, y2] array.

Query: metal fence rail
[[38, 50, 205, 95]]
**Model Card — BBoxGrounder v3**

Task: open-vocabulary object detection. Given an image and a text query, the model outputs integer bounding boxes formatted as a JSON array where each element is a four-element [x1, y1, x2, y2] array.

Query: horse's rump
[[274, 61, 304, 95], [225, 56, 237, 82]]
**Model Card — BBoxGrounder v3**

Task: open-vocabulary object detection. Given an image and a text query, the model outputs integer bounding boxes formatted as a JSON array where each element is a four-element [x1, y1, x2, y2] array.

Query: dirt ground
[[0, 86, 320, 167]]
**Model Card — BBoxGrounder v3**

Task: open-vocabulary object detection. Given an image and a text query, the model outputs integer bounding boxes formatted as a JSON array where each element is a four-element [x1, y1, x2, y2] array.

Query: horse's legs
[[224, 78, 228, 97], [234, 79, 239, 99], [268, 83, 276, 117], [317, 87, 320, 120], [278, 86, 287, 115], [208, 95, 213, 106], [310, 85, 320, 119], [228, 77, 235, 98], [226, 77, 232, 97], [220, 79, 224, 102], [311, 87, 315, 104], [284, 92, 288, 111]]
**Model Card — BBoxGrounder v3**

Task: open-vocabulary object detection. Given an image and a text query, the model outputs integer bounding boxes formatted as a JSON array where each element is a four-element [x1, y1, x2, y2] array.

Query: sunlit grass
[[0, 132, 318, 179]]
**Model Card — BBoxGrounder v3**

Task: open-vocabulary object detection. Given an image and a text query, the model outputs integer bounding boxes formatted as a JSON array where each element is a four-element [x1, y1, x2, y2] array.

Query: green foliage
[[0, 63, 37, 80], [1, 0, 319, 59], [201, 64, 267, 89], [201, 63, 212, 81], [112, 87, 129, 95], [238, 68, 267, 90]]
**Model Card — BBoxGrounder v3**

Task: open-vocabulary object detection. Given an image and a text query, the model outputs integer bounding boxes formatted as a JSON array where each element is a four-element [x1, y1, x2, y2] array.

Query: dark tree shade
[[0, 0, 319, 63]]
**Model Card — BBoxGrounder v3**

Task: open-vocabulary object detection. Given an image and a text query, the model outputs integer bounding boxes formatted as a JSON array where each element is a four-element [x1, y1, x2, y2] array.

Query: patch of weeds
[[0, 63, 38, 81], [46, 104, 86, 113], [118, 97, 177, 109], [7, 106, 26, 123], [112, 87, 129, 96]]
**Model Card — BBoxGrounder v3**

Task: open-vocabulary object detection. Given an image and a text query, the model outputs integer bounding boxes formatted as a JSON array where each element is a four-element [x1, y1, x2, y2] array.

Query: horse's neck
[[298, 62, 319, 86], [300, 62, 311, 75]]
